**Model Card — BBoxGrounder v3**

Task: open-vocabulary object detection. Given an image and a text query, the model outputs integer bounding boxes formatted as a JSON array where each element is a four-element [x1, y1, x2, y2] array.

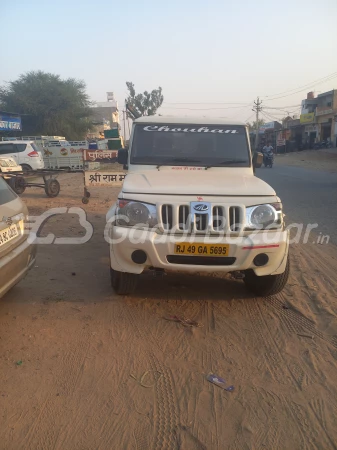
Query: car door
[[0, 143, 17, 161]]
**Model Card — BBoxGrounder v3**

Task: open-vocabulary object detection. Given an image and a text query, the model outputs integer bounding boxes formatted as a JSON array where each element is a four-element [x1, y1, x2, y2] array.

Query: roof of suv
[[0, 140, 34, 144], [134, 116, 246, 126]]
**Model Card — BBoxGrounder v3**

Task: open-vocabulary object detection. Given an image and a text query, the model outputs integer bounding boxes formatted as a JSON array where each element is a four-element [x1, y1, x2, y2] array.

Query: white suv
[[0, 141, 44, 171], [107, 117, 289, 297]]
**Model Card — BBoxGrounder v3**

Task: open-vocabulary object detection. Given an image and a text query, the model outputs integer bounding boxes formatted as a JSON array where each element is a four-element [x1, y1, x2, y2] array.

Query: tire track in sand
[[246, 298, 337, 450], [21, 329, 91, 450], [268, 293, 337, 349], [125, 303, 179, 450]]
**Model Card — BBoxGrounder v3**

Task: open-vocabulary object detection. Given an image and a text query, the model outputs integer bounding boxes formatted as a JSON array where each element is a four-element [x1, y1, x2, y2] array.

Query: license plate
[[174, 243, 230, 256], [0, 223, 20, 247]]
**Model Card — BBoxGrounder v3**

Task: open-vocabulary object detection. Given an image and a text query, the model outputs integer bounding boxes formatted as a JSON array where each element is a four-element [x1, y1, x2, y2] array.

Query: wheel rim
[[49, 181, 59, 194]]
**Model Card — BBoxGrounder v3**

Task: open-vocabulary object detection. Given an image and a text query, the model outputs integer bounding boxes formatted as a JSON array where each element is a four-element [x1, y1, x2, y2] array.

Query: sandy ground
[[276, 148, 337, 173], [1, 171, 337, 450]]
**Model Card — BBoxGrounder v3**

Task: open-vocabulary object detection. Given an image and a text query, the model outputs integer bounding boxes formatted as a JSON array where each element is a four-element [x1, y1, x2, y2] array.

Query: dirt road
[[276, 148, 337, 173], [1, 171, 337, 450]]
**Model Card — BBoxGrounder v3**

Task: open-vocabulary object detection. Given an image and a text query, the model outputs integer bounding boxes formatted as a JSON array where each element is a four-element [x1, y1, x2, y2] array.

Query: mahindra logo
[[194, 204, 209, 212]]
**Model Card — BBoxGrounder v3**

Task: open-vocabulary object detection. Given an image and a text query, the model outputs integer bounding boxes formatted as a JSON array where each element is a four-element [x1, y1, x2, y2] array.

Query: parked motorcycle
[[314, 140, 333, 150]]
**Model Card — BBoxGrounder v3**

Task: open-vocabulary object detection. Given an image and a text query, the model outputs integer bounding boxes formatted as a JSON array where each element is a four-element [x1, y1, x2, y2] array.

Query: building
[[300, 90, 337, 146], [258, 121, 282, 148], [89, 92, 120, 139]]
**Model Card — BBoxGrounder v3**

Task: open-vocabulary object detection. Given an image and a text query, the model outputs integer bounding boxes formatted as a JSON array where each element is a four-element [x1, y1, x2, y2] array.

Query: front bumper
[[109, 226, 289, 276], [0, 238, 37, 299]]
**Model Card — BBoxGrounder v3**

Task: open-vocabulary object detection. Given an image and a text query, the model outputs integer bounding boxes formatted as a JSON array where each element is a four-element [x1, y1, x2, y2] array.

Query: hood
[[122, 169, 275, 196]]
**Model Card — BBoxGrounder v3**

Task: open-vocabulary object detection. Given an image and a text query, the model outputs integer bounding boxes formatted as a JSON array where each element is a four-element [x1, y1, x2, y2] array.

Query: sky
[[1, 0, 337, 125]]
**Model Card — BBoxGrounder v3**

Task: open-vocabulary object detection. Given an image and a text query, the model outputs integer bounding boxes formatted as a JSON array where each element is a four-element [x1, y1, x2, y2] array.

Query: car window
[[0, 177, 17, 205], [15, 143, 27, 152], [31, 143, 40, 152], [0, 144, 15, 155]]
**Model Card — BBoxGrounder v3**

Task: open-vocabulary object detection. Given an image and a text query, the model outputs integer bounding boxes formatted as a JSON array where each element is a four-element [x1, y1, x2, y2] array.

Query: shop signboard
[[276, 131, 286, 147], [85, 171, 126, 186], [259, 122, 274, 133], [316, 107, 334, 117], [300, 113, 315, 124], [304, 124, 318, 133], [0, 114, 22, 131]]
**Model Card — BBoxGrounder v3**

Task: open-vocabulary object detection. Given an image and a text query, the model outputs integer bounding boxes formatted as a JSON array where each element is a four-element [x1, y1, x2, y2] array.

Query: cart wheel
[[84, 188, 91, 199], [9, 176, 26, 195], [45, 179, 60, 198], [82, 197, 89, 204]]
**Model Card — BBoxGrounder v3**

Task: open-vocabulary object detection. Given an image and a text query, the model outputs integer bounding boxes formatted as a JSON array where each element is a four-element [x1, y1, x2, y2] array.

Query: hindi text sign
[[85, 171, 127, 187], [83, 150, 118, 162]]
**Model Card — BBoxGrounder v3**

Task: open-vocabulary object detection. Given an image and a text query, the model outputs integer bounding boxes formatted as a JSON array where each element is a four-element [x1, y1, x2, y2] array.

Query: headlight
[[116, 200, 158, 228], [246, 203, 282, 229]]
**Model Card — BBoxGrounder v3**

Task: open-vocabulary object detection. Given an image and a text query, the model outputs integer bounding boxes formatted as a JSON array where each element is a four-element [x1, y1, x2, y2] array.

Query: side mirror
[[253, 151, 263, 169], [117, 148, 128, 165]]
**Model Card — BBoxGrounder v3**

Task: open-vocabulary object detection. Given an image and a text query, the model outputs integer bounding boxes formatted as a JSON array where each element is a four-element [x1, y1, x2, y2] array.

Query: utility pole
[[122, 109, 126, 141], [252, 97, 263, 150], [127, 116, 131, 138]]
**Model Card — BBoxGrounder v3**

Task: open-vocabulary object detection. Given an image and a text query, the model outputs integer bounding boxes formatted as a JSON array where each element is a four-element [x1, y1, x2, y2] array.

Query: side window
[[0, 144, 14, 155], [15, 144, 27, 153]]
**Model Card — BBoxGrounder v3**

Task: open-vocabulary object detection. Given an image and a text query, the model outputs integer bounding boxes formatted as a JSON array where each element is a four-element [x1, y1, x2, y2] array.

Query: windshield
[[130, 124, 250, 167], [0, 177, 17, 205]]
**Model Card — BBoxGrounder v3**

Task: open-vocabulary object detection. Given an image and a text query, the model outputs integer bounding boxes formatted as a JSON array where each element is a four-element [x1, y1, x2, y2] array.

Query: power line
[[262, 72, 337, 101], [162, 101, 249, 105], [262, 110, 286, 122], [262, 111, 277, 122], [225, 102, 255, 120], [264, 108, 299, 115], [263, 71, 337, 98], [160, 105, 252, 111], [263, 104, 300, 110], [244, 113, 255, 123]]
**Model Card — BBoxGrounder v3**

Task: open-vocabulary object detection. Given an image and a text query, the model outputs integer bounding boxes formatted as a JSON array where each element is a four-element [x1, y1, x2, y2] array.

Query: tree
[[0, 71, 93, 139], [246, 118, 265, 132], [125, 82, 163, 117]]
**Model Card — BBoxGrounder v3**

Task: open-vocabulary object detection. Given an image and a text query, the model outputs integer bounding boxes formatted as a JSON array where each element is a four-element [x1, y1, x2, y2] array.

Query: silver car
[[0, 177, 36, 298]]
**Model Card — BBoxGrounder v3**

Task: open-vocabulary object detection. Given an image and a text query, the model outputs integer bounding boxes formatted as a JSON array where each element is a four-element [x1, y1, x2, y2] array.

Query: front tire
[[110, 267, 139, 295], [244, 257, 290, 296]]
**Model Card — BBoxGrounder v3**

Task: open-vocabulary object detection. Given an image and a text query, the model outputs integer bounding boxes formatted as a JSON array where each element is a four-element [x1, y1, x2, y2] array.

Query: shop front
[[316, 107, 336, 144], [304, 124, 318, 147]]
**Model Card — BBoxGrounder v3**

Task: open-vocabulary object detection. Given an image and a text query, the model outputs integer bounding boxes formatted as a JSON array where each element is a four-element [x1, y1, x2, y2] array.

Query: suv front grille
[[160, 204, 243, 233], [166, 255, 236, 266], [178, 205, 189, 231], [162, 204, 173, 231], [229, 206, 241, 232]]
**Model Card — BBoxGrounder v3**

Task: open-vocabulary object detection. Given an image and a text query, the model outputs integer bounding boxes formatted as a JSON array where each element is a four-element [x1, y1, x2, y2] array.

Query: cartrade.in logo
[[26, 207, 93, 244]]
